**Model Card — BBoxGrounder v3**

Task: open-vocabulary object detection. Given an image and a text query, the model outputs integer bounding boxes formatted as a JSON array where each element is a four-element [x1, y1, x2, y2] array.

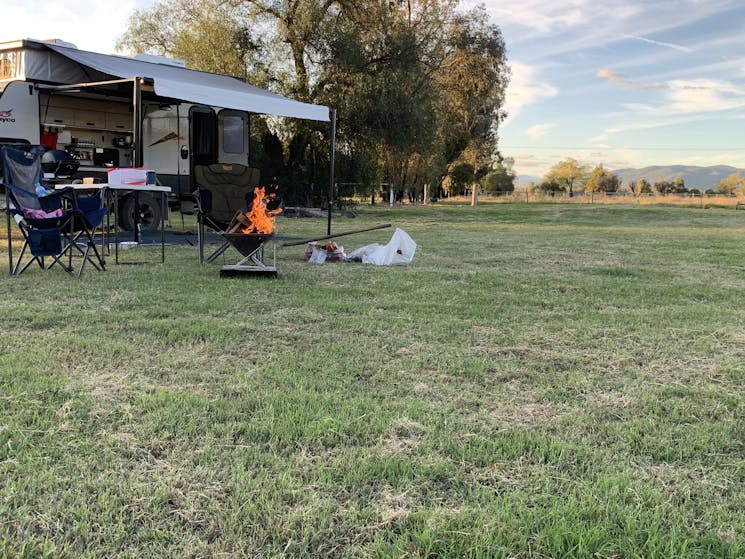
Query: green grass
[[1, 202, 743, 558]]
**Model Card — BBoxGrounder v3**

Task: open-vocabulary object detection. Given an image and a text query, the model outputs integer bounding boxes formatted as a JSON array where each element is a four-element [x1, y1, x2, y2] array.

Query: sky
[[3, 0, 745, 178], [463, 0, 745, 178]]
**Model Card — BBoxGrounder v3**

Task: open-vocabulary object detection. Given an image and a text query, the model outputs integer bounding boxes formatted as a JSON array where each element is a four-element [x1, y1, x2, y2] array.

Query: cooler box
[[107, 168, 157, 186]]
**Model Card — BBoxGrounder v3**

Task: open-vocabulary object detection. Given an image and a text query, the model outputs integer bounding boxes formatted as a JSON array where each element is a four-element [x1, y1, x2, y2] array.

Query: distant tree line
[[528, 158, 745, 197], [118, 0, 511, 206]]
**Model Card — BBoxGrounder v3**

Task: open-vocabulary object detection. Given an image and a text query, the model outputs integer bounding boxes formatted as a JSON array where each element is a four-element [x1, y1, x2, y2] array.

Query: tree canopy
[[117, 0, 510, 205], [585, 164, 620, 193], [543, 158, 589, 197], [715, 172, 744, 195]]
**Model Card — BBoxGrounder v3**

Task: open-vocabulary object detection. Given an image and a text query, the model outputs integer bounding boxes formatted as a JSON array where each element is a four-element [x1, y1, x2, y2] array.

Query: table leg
[[161, 191, 166, 263], [133, 191, 141, 244], [114, 190, 120, 264]]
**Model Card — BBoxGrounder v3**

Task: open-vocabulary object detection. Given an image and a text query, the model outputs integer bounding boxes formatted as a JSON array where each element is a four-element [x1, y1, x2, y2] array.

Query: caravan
[[0, 38, 334, 229]]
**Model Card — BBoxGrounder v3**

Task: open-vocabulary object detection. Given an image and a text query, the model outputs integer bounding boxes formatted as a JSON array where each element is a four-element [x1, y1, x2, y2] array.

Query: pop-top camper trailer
[[0, 38, 335, 230]]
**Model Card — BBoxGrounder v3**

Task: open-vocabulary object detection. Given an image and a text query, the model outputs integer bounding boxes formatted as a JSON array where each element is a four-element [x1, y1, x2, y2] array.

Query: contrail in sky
[[621, 33, 694, 53]]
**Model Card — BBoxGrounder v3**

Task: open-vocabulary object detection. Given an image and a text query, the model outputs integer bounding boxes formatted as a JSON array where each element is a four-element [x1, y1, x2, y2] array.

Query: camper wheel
[[118, 193, 162, 231]]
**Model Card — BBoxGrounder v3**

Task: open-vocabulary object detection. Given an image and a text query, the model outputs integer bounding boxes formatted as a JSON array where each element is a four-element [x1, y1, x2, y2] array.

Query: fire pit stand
[[219, 233, 277, 277]]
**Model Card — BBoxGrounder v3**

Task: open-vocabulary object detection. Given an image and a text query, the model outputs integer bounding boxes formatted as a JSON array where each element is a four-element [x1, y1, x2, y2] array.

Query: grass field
[[1, 202, 744, 558]]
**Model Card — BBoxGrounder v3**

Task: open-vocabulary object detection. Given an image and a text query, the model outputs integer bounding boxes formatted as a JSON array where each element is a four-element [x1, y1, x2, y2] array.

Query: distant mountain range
[[611, 165, 745, 189], [516, 165, 745, 190]]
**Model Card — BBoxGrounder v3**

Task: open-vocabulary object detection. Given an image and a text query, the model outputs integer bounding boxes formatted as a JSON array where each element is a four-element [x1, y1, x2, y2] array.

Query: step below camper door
[[218, 109, 250, 166]]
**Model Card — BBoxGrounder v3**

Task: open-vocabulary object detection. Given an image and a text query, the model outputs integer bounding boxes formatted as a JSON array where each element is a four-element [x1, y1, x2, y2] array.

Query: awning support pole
[[327, 108, 337, 236]]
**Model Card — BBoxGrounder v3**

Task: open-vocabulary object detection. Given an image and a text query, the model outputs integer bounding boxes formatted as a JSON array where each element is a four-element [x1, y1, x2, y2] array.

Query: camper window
[[0, 51, 20, 80], [222, 115, 244, 154]]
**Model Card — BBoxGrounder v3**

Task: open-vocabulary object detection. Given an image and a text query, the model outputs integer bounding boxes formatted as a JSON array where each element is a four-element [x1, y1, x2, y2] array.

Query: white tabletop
[[54, 183, 172, 193]]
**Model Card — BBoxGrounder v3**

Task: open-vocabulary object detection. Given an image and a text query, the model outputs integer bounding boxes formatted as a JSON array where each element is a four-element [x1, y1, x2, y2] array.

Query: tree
[[117, 0, 268, 83], [117, 0, 336, 204], [633, 178, 651, 196], [323, 1, 445, 198], [715, 172, 744, 195], [673, 177, 687, 193], [449, 163, 475, 194], [654, 180, 674, 194], [482, 158, 515, 194], [544, 158, 589, 197], [585, 164, 620, 193], [428, 6, 509, 192], [117, 1, 510, 206], [535, 178, 562, 194]]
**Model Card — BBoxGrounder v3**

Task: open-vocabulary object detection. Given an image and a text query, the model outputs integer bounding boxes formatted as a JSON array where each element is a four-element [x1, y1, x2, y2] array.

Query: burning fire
[[240, 186, 282, 234]]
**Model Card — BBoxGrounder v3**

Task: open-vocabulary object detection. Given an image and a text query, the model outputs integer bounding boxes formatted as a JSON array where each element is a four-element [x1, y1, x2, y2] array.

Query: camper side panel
[[0, 80, 39, 144]]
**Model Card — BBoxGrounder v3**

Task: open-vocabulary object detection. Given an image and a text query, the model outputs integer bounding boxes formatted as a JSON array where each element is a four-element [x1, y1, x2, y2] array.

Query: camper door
[[188, 106, 250, 192], [189, 106, 217, 176], [143, 104, 187, 176]]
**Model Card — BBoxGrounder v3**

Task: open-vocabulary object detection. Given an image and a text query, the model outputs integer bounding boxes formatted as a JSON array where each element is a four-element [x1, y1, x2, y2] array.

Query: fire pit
[[219, 187, 280, 277]]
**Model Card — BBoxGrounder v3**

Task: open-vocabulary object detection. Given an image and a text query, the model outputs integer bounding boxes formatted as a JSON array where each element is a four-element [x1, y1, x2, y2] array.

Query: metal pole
[[176, 103, 186, 232], [6, 189, 12, 275], [133, 78, 143, 168], [327, 108, 337, 236], [281, 223, 391, 247]]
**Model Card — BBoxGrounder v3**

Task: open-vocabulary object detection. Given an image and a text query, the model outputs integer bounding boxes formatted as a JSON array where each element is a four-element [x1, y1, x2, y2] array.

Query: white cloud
[[503, 62, 558, 125], [613, 79, 745, 119], [0, 0, 147, 53], [677, 152, 745, 166], [597, 68, 669, 91], [511, 156, 548, 170], [596, 77, 745, 141], [525, 123, 555, 139], [667, 79, 745, 113], [597, 69, 626, 82], [463, 0, 738, 69], [461, 0, 598, 34]]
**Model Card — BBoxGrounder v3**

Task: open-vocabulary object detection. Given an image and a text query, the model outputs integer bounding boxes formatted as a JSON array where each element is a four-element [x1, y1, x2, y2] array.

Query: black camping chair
[[1, 146, 105, 276], [194, 163, 260, 264]]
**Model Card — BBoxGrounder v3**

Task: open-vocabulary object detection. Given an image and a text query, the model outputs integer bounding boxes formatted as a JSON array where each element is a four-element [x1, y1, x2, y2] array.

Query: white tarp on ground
[[38, 41, 330, 122], [347, 228, 417, 266]]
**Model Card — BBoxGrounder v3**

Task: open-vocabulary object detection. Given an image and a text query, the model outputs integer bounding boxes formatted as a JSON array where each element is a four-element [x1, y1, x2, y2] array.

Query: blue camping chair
[[68, 179, 109, 270], [1, 146, 106, 276]]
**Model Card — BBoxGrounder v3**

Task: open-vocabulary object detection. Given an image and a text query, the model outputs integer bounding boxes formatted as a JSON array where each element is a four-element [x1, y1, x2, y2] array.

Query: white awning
[[42, 42, 331, 122]]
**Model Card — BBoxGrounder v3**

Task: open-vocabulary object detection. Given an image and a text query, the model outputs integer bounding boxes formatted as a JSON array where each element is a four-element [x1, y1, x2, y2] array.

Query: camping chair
[[1, 146, 105, 276], [69, 179, 109, 268], [194, 163, 260, 264]]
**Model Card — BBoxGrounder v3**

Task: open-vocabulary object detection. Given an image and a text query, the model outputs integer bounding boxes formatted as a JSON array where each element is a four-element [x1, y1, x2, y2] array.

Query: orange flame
[[241, 186, 282, 234]]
